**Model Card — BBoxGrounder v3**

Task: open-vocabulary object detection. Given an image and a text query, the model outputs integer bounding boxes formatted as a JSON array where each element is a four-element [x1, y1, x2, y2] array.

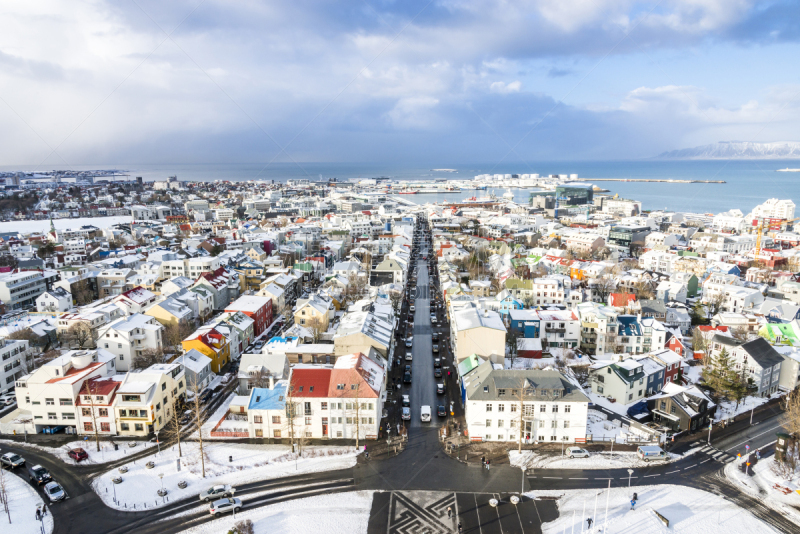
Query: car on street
[[405, 352, 413, 361], [565, 447, 590, 459], [437, 405, 447, 417], [430, 314, 437, 324], [402, 395, 410, 407], [409, 305, 415, 312], [420, 405, 431, 422], [67, 448, 88, 462], [209, 497, 242, 517], [436, 383, 446, 395], [404, 364, 412, 375], [403, 372, 412, 383], [28, 464, 52, 485], [405, 338, 413, 348], [0, 452, 25, 469], [200, 390, 214, 404], [180, 411, 193, 425], [432, 344, 439, 353], [432, 332, 439, 342], [0, 392, 16, 406], [434, 357, 441, 367], [200, 484, 235, 502], [44, 481, 66, 502], [401, 407, 411, 420]]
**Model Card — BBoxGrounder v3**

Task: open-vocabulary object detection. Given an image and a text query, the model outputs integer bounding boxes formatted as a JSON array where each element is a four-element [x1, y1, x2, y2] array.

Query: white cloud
[[384, 97, 440, 129], [489, 80, 522, 93]]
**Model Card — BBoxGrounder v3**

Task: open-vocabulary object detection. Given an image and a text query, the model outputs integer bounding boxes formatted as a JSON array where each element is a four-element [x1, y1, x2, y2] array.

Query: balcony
[[131, 333, 146, 341]]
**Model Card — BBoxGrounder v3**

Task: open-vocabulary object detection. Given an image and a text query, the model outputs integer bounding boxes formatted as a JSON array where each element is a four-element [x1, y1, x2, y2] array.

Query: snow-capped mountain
[[657, 141, 800, 159]]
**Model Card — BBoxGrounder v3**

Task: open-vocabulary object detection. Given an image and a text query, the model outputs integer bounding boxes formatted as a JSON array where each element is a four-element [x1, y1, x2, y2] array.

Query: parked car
[[44, 481, 66, 502], [0, 392, 16, 406], [67, 448, 88, 462], [420, 405, 431, 422], [437, 405, 447, 417], [566, 447, 590, 459], [404, 364, 412, 375], [28, 464, 52, 485], [403, 372, 412, 383], [209, 497, 242, 517], [430, 314, 437, 324], [0, 452, 25, 469], [401, 407, 411, 420], [405, 338, 413, 348], [432, 332, 439, 342], [200, 390, 214, 404], [432, 344, 439, 353], [405, 352, 413, 361], [199, 484, 234, 502], [433, 357, 441, 367], [180, 411, 193, 425], [402, 395, 410, 407], [637, 446, 669, 462], [436, 383, 446, 395], [409, 305, 415, 312]]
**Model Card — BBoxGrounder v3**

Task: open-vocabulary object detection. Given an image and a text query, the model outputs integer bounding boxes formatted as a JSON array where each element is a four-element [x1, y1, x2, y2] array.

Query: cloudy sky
[[0, 0, 797, 167]]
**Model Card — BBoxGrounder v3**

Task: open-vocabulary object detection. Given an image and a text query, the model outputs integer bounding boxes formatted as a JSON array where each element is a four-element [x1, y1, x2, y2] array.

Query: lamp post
[[707, 421, 712, 445], [155, 430, 161, 455], [627, 468, 634, 488]]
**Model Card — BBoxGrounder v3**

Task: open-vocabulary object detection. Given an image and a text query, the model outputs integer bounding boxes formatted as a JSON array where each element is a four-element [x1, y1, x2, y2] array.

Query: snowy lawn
[[0, 438, 155, 465], [715, 395, 772, 422], [586, 393, 633, 417], [533, 484, 782, 534], [92, 442, 360, 510], [725, 456, 800, 525], [196, 392, 235, 439], [177, 490, 372, 534], [0, 470, 54, 534], [510, 450, 680, 470]]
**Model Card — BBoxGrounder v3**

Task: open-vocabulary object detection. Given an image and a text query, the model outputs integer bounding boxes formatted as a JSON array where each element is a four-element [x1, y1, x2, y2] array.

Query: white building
[[35, 288, 73, 313], [98, 314, 164, 372], [463, 363, 589, 444], [0, 339, 31, 393], [749, 198, 796, 221]]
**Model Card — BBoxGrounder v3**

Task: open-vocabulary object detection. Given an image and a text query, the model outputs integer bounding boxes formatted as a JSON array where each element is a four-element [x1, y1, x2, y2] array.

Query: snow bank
[[92, 442, 359, 511], [0, 438, 155, 465], [533, 484, 782, 534], [0, 470, 54, 534], [715, 396, 771, 422], [509, 450, 678, 470], [177, 490, 373, 534], [725, 457, 800, 526]]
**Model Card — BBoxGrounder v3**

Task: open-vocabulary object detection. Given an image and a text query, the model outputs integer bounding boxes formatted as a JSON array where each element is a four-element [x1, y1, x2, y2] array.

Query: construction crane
[[755, 216, 800, 259]]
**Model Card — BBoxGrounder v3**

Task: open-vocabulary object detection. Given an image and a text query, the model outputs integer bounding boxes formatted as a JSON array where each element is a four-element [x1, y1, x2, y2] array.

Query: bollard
[[229, 455, 233, 463]]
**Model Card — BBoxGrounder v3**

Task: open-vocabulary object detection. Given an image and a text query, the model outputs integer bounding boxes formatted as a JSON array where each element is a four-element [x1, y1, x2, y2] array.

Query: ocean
[[2, 160, 799, 215]]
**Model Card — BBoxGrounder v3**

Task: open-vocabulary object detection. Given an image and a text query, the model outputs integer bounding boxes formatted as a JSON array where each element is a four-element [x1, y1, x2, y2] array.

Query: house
[[225, 295, 273, 337], [246, 382, 288, 439], [294, 294, 334, 331], [648, 348, 684, 385], [665, 308, 691, 335], [463, 364, 589, 444], [576, 302, 619, 355], [451, 306, 507, 364], [217, 311, 256, 354], [639, 299, 667, 321], [35, 287, 73, 313], [590, 359, 648, 405], [538, 310, 580, 350], [508, 309, 540, 338], [182, 326, 231, 374], [97, 314, 164, 372], [647, 382, 716, 433], [656, 281, 687, 304], [333, 310, 393, 361], [193, 266, 239, 309], [238, 352, 291, 394], [284, 344, 337, 365], [13, 349, 117, 433], [0, 339, 31, 394], [76, 376, 121, 436], [708, 335, 783, 397], [174, 349, 214, 391], [145, 295, 195, 326], [113, 363, 186, 436], [517, 338, 543, 359], [113, 287, 158, 316], [631, 355, 666, 395], [665, 331, 688, 360]]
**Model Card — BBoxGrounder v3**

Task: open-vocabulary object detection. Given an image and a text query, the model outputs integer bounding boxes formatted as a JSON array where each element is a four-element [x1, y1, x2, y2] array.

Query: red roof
[[697, 325, 729, 332], [76, 377, 120, 406], [45, 361, 105, 384], [609, 293, 637, 307], [289, 369, 331, 397]]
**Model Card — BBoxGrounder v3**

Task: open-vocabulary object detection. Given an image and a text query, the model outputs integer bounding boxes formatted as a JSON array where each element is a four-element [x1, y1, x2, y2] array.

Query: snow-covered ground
[[92, 442, 360, 510], [510, 450, 681, 470], [0, 470, 54, 534], [725, 456, 800, 526], [0, 216, 134, 235], [715, 395, 772, 422], [197, 392, 236, 439], [0, 438, 155, 465], [533, 484, 783, 534], [177, 491, 372, 534], [586, 392, 632, 417]]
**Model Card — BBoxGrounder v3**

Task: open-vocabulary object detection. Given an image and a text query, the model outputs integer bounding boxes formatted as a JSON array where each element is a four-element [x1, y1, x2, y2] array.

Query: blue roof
[[248, 384, 287, 411], [617, 315, 642, 336]]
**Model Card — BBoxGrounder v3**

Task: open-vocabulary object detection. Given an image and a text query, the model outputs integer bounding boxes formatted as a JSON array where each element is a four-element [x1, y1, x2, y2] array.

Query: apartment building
[[96, 269, 131, 298], [463, 363, 589, 443], [225, 295, 273, 337], [113, 287, 158, 315], [0, 270, 47, 310], [114, 363, 186, 436], [98, 314, 164, 372], [14, 349, 117, 433], [35, 287, 73, 313], [0, 339, 31, 393], [76, 376, 121, 436]]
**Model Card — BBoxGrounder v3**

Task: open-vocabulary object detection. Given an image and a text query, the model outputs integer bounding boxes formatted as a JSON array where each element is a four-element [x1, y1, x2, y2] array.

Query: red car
[[68, 448, 88, 462]]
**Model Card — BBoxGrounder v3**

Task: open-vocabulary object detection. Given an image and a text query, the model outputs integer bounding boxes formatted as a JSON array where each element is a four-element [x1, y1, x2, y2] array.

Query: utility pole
[[707, 421, 712, 445]]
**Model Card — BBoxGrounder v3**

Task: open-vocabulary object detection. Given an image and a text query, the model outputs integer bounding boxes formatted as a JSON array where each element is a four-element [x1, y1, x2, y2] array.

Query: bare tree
[[161, 401, 184, 458], [704, 292, 726, 317], [80, 379, 103, 452], [0, 464, 10, 524], [691, 328, 708, 357], [163, 320, 193, 354], [188, 379, 206, 477], [506, 329, 521, 368], [592, 276, 616, 303], [307, 316, 326, 344], [131, 347, 166, 370], [782, 389, 800, 440], [283, 382, 305, 455], [63, 321, 95, 349], [72, 278, 95, 306]]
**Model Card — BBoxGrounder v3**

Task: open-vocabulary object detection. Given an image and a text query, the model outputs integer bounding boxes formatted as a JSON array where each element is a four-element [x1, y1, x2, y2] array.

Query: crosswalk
[[691, 441, 736, 463]]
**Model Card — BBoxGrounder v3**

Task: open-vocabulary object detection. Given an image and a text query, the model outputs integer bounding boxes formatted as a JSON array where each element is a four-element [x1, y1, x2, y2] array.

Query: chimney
[[269, 375, 274, 389]]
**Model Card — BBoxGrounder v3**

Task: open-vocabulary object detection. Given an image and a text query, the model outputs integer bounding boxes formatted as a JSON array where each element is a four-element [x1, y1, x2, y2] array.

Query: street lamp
[[155, 430, 161, 454], [627, 468, 634, 487]]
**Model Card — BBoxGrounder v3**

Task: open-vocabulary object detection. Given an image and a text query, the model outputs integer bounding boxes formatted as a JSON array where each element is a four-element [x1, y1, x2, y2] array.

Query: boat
[[397, 191, 417, 194]]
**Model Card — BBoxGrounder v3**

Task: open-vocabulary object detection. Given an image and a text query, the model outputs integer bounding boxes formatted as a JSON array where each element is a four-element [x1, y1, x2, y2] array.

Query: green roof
[[457, 354, 485, 376], [760, 323, 798, 346], [505, 278, 534, 290]]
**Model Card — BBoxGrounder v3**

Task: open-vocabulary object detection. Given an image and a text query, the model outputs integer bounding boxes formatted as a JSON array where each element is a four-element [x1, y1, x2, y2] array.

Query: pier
[[564, 178, 725, 184]]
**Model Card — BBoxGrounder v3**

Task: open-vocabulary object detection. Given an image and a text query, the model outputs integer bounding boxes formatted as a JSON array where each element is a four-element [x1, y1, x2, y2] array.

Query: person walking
[[35, 508, 41, 521], [447, 506, 452, 518], [481, 455, 486, 468], [458, 522, 463, 533], [586, 518, 593, 529], [630, 498, 636, 510], [486, 459, 491, 471]]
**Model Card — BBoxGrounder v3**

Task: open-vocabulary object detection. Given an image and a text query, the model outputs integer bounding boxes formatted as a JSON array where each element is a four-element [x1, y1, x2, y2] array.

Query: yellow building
[[181, 326, 230, 374]]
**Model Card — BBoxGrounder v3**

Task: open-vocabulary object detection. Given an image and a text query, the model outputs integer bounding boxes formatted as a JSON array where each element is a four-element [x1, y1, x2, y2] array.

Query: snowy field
[[0, 470, 54, 534], [0, 438, 155, 465], [715, 395, 772, 422], [92, 442, 360, 510], [0, 216, 134, 235], [533, 484, 782, 534], [725, 456, 800, 525], [177, 491, 373, 534], [510, 450, 681, 470]]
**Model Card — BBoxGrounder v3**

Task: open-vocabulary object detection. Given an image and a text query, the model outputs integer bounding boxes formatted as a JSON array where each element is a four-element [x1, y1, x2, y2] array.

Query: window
[[120, 423, 129, 431], [552, 405, 558, 413], [563, 421, 570, 428], [273, 429, 281, 438], [321, 402, 328, 410], [82, 408, 91, 416], [564, 405, 571, 413], [47, 412, 57, 420], [551, 420, 557, 428], [255, 429, 263, 437], [162, 383, 167, 391], [101, 422, 110, 432], [486, 404, 492, 412], [498, 420, 504, 428], [62, 413, 74, 420], [498, 404, 505, 412], [538, 420, 544, 428], [670, 406, 677, 414], [497, 389, 506, 396], [45, 398, 54, 406], [122, 395, 140, 402], [510, 404, 517, 413], [272, 416, 281, 424], [254, 416, 263, 424], [486, 419, 492, 427], [305, 417, 312, 425], [539, 404, 546, 412], [551, 436, 557, 441], [597, 386, 604, 394], [84, 422, 93, 431], [59, 398, 72, 406]]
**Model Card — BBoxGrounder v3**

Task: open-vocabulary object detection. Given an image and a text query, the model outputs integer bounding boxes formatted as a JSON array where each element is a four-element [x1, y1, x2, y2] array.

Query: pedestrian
[[481, 455, 486, 467], [632, 493, 637, 502], [447, 506, 452, 518], [35, 508, 41, 521], [756, 449, 761, 460], [486, 459, 491, 471], [630, 499, 636, 510], [458, 522, 463, 533], [42, 504, 47, 516], [586, 518, 593, 529]]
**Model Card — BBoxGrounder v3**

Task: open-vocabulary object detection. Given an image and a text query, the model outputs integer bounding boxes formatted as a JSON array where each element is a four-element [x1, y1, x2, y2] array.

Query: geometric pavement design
[[388, 492, 456, 534]]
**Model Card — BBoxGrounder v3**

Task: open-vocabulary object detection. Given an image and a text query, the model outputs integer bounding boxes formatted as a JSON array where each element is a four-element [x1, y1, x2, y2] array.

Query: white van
[[637, 445, 669, 462], [420, 405, 431, 422]]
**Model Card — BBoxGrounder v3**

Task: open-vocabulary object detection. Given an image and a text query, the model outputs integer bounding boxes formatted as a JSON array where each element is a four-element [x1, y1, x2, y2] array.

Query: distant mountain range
[[657, 141, 800, 159]]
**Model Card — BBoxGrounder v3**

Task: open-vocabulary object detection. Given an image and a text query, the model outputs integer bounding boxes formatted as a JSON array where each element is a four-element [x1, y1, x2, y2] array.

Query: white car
[[0, 393, 15, 406], [405, 338, 413, 348], [420, 405, 431, 422], [209, 497, 242, 517], [405, 352, 413, 361], [409, 305, 415, 312], [44, 481, 65, 502], [401, 407, 411, 420], [565, 447, 590, 459]]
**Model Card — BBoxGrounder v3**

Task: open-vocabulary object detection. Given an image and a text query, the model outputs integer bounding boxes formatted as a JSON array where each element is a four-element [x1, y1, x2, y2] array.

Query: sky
[[0, 0, 798, 167]]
